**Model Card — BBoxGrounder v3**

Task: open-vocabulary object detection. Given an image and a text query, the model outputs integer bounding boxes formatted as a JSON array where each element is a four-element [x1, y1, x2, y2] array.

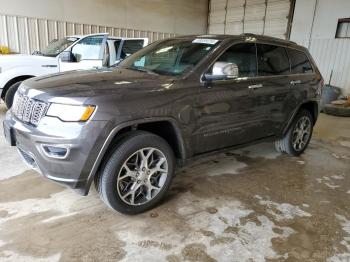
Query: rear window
[[257, 44, 290, 76], [287, 48, 313, 74]]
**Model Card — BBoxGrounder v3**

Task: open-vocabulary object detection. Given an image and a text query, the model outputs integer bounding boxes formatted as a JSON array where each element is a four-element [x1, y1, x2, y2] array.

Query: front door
[[192, 43, 272, 154], [59, 34, 108, 72]]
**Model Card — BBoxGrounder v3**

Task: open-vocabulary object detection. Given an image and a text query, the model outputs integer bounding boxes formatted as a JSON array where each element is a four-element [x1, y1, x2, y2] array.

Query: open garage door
[[208, 0, 294, 39]]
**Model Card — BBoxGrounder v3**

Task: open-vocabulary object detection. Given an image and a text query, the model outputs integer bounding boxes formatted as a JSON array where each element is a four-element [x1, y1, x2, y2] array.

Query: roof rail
[[240, 33, 297, 45]]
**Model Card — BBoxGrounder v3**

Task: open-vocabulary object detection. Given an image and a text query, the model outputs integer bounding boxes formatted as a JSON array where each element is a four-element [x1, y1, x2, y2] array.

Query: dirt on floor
[[0, 105, 350, 262]]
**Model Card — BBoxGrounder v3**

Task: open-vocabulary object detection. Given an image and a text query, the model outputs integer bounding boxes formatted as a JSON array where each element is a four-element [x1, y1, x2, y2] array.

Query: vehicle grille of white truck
[[12, 94, 48, 126]]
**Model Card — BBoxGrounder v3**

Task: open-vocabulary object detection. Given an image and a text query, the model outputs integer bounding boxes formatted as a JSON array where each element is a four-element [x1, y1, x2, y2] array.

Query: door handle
[[290, 80, 302, 85], [248, 84, 263, 90]]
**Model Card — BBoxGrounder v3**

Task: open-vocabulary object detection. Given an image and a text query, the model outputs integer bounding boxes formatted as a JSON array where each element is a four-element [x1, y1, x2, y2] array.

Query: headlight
[[46, 103, 96, 122]]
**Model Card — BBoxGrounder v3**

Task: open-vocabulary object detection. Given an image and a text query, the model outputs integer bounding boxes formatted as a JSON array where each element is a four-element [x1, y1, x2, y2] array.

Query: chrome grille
[[12, 93, 48, 126]]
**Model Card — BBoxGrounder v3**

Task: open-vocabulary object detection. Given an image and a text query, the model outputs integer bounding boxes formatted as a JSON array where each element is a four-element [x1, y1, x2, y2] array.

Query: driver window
[[215, 43, 257, 77], [71, 36, 104, 62]]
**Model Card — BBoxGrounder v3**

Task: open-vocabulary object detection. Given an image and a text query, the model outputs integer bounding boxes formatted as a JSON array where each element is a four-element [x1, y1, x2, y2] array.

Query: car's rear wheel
[[96, 131, 175, 214], [275, 109, 314, 156]]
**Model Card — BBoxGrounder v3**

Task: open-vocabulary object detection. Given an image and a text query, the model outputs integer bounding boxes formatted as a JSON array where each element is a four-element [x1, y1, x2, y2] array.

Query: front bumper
[[3, 110, 110, 195]]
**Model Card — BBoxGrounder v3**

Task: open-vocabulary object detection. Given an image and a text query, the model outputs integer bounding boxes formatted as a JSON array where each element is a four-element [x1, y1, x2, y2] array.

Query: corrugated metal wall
[[293, 38, 350, 95], [307, 39, 350, 94], [290, 0, 350, 94], [0, 13, 175, 54], [208, 0, 292, 39]]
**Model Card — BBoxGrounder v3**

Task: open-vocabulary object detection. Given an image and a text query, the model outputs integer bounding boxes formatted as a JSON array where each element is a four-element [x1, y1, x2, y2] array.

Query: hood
[[22, 67, 176, 101], [0, 54, 57, 71]]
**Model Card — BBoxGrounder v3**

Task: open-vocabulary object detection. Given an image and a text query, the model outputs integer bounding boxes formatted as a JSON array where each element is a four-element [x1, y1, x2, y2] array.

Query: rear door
[[59, 34, 108, 72], [286, 47, 318, 119], [192, 42, 272, 154], [255, 43, 296, 134]]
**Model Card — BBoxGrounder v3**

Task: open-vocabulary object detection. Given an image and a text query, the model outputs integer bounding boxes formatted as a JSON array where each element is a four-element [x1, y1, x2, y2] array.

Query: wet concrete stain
[[0, 171, 65, 203], [181, 243, 217, 262], [0, 114, 349, 261]]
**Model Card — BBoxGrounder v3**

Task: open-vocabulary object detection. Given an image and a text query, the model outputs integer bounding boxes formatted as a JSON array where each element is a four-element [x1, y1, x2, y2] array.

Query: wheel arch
[[299, 101, 319, 124], [1, 75, 35, 99], [84, 118, 187, 195], [282, 100, 319, 136]]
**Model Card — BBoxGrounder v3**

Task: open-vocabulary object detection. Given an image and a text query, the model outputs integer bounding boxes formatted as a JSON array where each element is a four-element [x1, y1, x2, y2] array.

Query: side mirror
[[204, 62, 239, 81], [59, 51, 76, 63]]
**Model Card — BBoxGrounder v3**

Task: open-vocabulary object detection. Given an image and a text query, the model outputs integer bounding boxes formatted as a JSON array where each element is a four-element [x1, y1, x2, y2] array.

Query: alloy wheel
[[292, 116, 312, 152], [116, 147, 168, 206]]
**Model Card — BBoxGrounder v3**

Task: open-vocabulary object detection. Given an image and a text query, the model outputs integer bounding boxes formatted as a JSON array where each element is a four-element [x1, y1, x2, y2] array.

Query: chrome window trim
[[200, 39, 316, 84]]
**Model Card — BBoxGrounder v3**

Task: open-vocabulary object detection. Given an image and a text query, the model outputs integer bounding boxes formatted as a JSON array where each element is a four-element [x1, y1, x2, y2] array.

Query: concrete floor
[[0, 104, 349, 262]]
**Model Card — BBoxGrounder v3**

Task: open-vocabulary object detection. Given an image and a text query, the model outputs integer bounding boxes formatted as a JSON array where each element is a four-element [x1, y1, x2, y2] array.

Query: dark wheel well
[[1, 75, 34, 99], [96, 120, 185, 174], [299, 101, 318, 124], [107, 121, 185, 160], [283, 101, 318, 136], [92, 121, 185, 195]]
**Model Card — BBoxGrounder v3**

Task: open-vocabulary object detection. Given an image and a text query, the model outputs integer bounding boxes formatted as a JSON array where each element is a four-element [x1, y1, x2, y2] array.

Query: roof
[[174, 33, 298, 46], [66, 34, 148, 40]]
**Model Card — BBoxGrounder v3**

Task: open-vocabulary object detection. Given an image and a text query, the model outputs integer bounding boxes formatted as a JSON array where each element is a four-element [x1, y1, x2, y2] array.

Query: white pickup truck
[[0, 33, 148, 107]]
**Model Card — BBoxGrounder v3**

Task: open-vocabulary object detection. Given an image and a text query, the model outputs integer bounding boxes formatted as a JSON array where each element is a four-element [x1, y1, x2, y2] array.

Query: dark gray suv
[[3, 34, 323, 214]]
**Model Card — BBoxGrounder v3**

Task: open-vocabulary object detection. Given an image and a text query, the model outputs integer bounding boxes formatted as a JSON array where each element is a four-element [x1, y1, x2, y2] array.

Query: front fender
[[83, 116, 187, 195]]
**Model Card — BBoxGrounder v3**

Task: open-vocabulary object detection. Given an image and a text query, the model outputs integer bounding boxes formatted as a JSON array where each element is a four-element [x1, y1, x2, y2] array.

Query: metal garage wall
[[0, 13, 175, 54], [290, 0, 350, 94], [308, 39, 350, 93], [294, 39, 350, 95], [208, 0, 292, 39]]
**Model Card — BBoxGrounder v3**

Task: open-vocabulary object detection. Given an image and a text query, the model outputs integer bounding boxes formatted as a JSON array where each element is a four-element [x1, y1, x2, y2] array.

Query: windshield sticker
[[192, 39, 219, 45]]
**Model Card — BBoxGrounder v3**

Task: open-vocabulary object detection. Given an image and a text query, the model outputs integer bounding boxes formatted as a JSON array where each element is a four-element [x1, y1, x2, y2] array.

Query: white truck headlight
[[46, 103, 96, 122]]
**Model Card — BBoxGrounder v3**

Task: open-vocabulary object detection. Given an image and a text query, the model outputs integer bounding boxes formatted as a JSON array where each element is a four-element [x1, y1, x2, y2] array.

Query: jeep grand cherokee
[[3, 34, 323, 214]]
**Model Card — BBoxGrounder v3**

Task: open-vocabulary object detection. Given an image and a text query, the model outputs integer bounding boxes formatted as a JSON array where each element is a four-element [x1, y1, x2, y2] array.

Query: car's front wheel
[[275, 109, 314, 156], [5, 81, 22, 108], [96, 131, 175, 215]]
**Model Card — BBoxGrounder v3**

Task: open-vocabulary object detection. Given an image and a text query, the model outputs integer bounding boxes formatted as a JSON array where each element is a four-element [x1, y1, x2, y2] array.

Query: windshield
[[40, 37, 79, 57], [118, 38, 221, 76]]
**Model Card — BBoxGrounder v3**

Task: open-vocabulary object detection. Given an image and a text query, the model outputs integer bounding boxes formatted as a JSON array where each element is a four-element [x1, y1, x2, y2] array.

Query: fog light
[[41, 144, 70, 159]]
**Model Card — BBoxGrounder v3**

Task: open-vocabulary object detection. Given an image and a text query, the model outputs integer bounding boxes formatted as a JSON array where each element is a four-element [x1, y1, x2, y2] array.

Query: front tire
[[96, 131, 175, 215], [275, 109, 314, 156], [5, 81, 22, 108]]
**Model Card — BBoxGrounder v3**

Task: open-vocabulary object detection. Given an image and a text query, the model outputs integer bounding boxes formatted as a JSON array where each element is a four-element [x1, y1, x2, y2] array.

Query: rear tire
[[96, 131, 175, 215], [5, 81, 22, 109], [275, 109, 314, 156]]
